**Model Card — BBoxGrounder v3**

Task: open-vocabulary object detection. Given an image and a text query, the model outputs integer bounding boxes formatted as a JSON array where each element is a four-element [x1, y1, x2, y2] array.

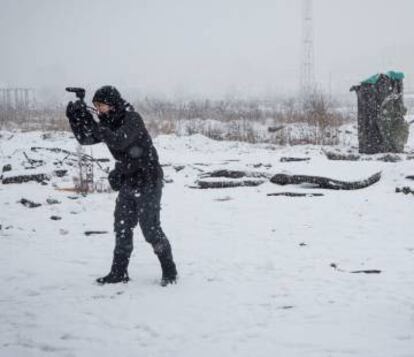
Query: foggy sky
[[1, 0, 413, 100]]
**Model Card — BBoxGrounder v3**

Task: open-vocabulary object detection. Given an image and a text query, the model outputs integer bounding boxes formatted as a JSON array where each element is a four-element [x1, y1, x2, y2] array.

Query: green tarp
[[361, 71, 405, 85]]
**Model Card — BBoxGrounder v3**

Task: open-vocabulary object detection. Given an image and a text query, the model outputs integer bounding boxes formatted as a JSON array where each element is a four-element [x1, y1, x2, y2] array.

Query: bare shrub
[[1, 93, 353, 146]]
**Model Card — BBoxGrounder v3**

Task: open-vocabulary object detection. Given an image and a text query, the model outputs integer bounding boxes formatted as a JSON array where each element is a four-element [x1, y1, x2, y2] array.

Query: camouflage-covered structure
[[350, 71, 409, 154]]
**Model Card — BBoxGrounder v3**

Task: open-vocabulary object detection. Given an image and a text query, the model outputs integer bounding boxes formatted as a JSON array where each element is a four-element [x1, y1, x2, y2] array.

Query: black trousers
[[113, 179, 170, 258]]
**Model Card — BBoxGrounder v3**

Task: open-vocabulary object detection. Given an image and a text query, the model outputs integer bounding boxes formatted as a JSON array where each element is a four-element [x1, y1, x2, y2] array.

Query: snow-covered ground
[[1, 127, 414, 357]]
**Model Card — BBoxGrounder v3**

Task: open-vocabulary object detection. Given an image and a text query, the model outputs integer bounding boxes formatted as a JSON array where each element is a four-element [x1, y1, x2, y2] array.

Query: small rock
[[20, 198, 42, 208], [280, 157, 311, 162], [54, 170, 68, 177], [42, 133, 52, 140], [50, 216, 62, 221], [214, 196, 233, 202], [173, 165, 185, 172], [2, 164, 12, 173], [46, 198, 61, 205]]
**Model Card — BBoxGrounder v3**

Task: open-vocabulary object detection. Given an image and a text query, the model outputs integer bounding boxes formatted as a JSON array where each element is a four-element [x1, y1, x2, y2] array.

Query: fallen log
[[270, 171, 381, 190], [205, 170, 245, 179], [23, 152, 45, 168], [325, 151, 361, 161], [84, 231, 108, 236], [330, 263, 381, 274], [325, 151, 405, 163], [200, 169, 271, 179], [351, 269, 381, 274], [280, 157, 311, 162], [2, 173, 50, 184], [395, 186, 414, 195], [194, 179, 265, 189], [267, 192, 324, 197]]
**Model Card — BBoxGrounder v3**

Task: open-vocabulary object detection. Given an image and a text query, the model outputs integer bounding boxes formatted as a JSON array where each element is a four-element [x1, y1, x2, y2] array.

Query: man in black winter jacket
[[66, 85, 177, 286]]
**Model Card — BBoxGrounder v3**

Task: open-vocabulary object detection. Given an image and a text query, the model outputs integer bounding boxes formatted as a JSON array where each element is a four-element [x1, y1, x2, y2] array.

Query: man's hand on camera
[[66, 100, 92, 122]]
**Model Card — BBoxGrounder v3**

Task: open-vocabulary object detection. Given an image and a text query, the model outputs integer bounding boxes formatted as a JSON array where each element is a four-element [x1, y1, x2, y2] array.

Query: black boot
[[159, 257, 177, 287], [154, 240, 177, 287], [96, 253, 130, 284]]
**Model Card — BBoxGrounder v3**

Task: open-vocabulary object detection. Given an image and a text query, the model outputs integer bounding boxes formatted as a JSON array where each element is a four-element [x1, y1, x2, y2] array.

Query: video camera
[[65, 87, 86, 101], [65, 87, 97, 114]]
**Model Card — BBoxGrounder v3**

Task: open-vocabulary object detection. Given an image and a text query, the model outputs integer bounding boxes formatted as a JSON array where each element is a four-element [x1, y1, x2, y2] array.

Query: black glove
[[108, 168, 124, 191], [95, 125, 111, 141], [66, 100, 93, 122]]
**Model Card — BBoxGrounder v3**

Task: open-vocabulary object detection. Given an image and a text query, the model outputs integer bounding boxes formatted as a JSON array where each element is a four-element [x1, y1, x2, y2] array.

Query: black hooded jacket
[[66, 95, 163, 187]]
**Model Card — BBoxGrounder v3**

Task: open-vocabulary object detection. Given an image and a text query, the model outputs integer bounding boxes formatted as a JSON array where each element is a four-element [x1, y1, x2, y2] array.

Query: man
[[66, 85, 177, 286]]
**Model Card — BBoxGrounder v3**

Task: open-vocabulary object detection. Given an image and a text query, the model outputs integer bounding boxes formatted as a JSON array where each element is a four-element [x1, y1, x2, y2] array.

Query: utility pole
[[300, 0, 315, 97]]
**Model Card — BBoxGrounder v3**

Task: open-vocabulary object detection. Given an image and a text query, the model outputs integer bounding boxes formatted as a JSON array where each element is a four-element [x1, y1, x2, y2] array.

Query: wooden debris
[[30, 146, 109, 170], [270, 172, 381, 190], [193, 169, 270, 189], [325, 151, 361, 161], [280, 157, 311, 162], [46, 198, 61, 205], [351, 269, 381, 274], [173, 165, 185, 172], [395, 186, 414, 195], [326, 151, 406, 163], [20, 198, 42, 208], [331, 263, 381, 274], [267, 192, 324, 197], [268, 125, 284, 133], [200, 169, 271, 179], [53, 170, 68, 177], [377, 154, 402, 162], [194, 179, 265, 189], [251, 163, 272, 168], [2, 164, 12, 173], [205, 170, 245, 179], [84, 231, 108, 236], [23, 152, 45, 168], [2, 173, 50, 184]]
